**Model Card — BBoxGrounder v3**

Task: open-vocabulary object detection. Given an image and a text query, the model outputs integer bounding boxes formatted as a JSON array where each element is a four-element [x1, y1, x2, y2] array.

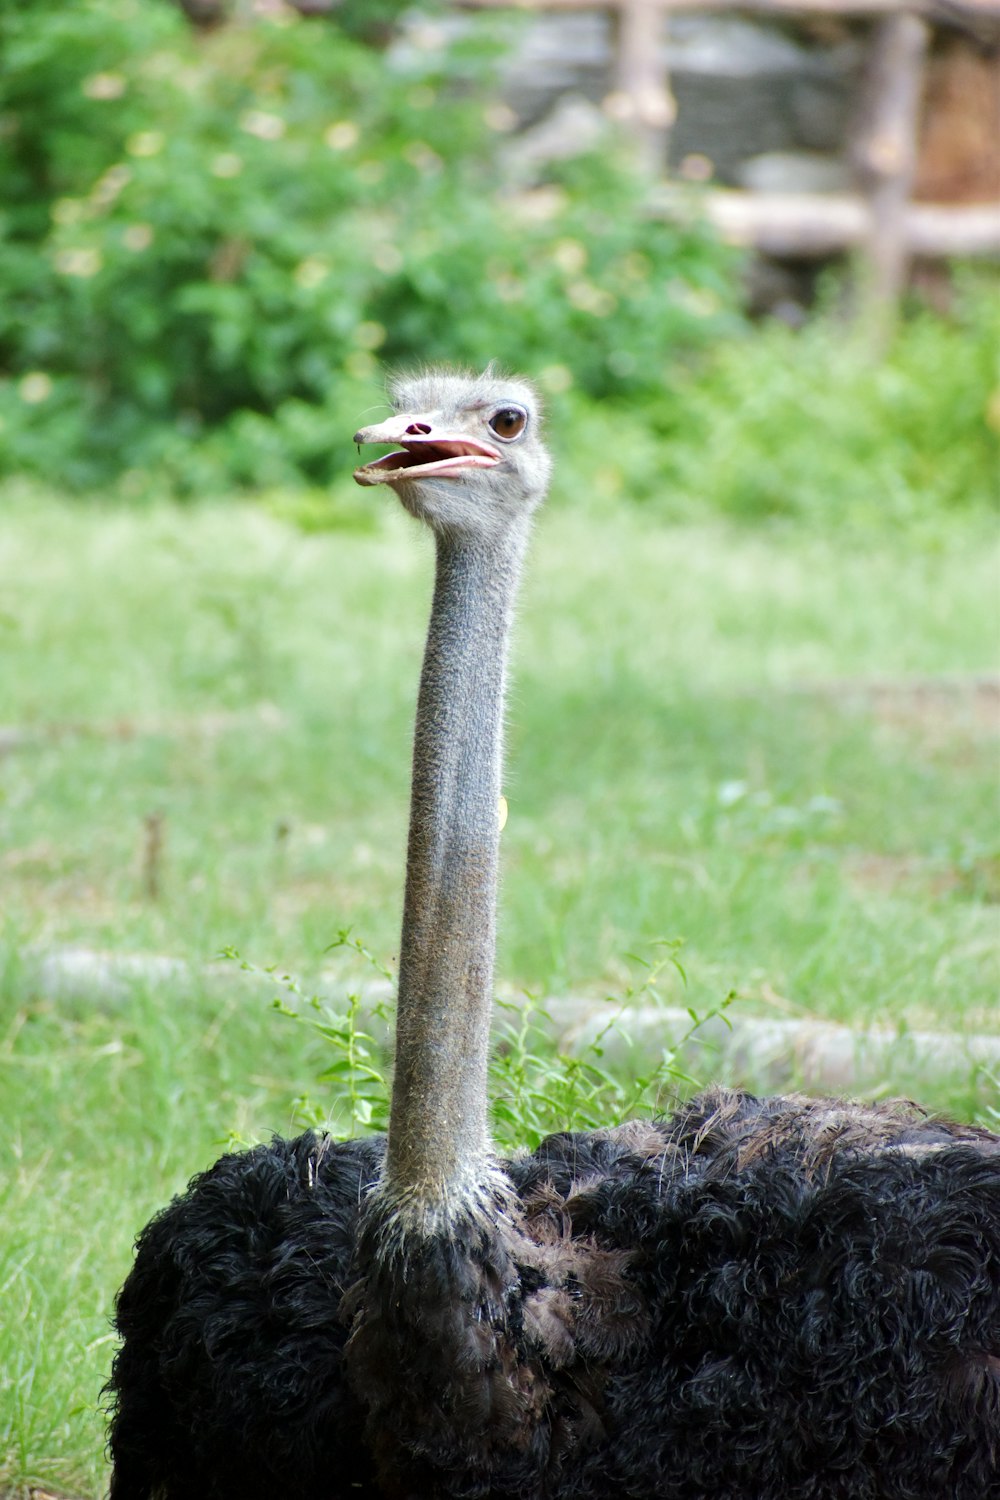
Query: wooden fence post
[[606, 0, 675, 172], [853, 12, 931, 346]]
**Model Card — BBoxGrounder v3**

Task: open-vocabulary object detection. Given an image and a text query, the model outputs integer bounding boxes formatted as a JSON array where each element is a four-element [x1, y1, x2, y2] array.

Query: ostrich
[[109, 367, 1000, 1500]]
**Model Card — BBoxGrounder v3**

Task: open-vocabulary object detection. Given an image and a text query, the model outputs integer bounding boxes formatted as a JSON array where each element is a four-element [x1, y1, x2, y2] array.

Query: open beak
[[353, 414, 502, 487]]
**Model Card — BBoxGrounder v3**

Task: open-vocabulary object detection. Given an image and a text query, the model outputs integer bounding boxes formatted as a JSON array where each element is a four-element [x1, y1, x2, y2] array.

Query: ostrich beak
[[353, 414, 502, 487]]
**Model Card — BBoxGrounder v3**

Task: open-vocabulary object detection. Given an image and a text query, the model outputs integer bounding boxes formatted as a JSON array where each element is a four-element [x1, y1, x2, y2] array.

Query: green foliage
[[226, 937, 734, 1150], [222, 934, 393, 1140], [0, 0, 738, 492], [649, 275, 1000, 523], [490, 945, 726, 1151], [3, 2, 993, 515]]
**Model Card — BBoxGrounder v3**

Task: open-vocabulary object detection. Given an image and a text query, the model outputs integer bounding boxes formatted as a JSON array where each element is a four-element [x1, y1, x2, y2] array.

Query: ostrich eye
[[488, 406, 527, 441]]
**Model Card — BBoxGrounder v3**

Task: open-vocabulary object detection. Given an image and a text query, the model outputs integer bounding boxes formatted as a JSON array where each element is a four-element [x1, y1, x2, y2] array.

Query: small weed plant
[[225, 937, 735, 1150], [221, 933, 393, 1141], [491, 942, 724, 1149]]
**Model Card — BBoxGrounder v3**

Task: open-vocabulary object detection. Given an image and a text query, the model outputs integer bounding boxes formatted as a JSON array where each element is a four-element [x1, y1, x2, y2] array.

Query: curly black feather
[[108, 1133, 384, 1499]]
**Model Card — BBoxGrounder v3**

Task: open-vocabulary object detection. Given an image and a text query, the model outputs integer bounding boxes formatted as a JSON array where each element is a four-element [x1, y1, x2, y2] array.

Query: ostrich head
[[353, 368, 551, 537]]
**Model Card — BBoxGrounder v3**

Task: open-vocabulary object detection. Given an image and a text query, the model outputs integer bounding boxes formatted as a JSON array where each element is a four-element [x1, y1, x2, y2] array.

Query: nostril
[[405, 422, 432, 436]]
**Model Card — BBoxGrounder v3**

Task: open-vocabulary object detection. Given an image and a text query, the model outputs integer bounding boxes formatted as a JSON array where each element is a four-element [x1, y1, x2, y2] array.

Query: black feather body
[[109, 1132, 383, 1499], [108, 1087, 1000, 1499]]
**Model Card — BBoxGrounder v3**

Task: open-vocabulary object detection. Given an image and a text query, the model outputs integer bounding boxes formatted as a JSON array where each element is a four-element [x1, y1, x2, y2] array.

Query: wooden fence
[[462, 0, 1000, 338]]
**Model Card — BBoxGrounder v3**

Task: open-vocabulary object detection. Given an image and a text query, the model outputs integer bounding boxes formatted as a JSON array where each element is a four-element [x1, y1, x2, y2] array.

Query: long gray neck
[[385, 519, 530, 1220]]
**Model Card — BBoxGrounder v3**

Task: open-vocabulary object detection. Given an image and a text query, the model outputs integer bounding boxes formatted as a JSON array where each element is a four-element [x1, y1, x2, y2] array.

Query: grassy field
[[1, 488, 998, 1496]]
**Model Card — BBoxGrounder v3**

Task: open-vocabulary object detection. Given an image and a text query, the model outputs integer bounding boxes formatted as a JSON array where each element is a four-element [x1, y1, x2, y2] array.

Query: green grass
[[0, 488, 998, 1495]]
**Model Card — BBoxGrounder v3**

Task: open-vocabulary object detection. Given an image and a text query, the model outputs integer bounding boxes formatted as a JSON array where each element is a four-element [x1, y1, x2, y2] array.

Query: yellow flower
[[91, 164, 132, 209], [126, 131, 164, 158], [239, 110, 286, 142], [19, 372, 53, 405], [211, 153, 243, 179], [51, 198, 85, 227], [552, 239, 587, 276], [83, 72, 126, 101], [669, 280, 720, 318], [123, 224, 154, 252], [55, 247, 103, 278], [509, 186, 566, 225], [567, 281, 616, 317], [293, 257, 330, 290], [324, 120, 359, 152]]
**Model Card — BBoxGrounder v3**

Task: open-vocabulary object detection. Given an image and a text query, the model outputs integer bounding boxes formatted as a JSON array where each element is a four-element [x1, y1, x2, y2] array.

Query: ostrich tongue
[[354, 414, 501, 485]]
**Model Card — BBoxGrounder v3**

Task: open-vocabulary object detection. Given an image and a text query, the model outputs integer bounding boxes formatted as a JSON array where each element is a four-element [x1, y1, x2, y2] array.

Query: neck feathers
[[384, 522, 530, 1223]]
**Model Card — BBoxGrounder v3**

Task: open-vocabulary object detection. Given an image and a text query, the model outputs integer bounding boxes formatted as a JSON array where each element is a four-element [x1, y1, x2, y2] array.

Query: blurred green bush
[[0, 0, 739, 492], [1, 1, 995, 517], [650, 277, 1000, 523]]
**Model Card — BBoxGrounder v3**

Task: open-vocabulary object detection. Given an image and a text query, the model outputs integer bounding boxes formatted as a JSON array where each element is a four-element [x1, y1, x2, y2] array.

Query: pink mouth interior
[[355, 438, 500, 485]]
